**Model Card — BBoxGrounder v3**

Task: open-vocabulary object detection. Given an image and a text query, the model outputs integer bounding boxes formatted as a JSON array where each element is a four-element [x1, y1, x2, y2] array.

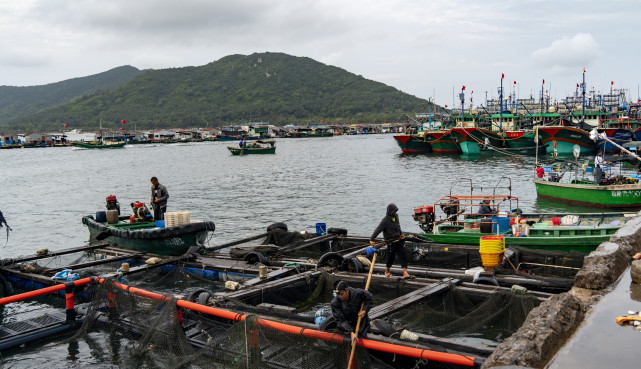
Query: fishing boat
[[217, 126, 246, 141], [81, 202, 215, 256], [227, 140, 276, 155], [412, 178, 635, 253], [74, 141, 126, 149], [450, 127, 505, 155], [535, 126, 596, 156], [534, 131, 641, 208], [423, 130, 461, 153], [392, 134, 432, 154]]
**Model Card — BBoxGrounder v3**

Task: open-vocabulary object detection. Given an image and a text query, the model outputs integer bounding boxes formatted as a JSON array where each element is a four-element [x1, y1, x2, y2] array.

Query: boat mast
[[428, 98, 432, 129], [581, 68, 586, 124], [499, 74, 504, 130], [460, 86, 465, 125]]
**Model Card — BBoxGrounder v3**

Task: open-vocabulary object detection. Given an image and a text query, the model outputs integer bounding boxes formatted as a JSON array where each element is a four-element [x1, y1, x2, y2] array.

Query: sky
[[1, 0, 640, 108]]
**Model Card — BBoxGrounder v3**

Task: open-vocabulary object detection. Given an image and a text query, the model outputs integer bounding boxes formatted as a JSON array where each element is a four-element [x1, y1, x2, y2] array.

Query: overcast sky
[[1, 0, 639, 108]]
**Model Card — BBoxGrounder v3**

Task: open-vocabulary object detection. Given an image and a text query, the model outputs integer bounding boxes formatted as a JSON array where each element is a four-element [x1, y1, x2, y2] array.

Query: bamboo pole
[[347, 252, 377, 369]]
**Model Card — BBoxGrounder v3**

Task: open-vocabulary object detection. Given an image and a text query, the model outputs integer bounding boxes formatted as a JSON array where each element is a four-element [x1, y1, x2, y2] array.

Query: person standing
[[150, 176, 169, 220], [369, 203, 412, 279], [330, 280, 373, 343]]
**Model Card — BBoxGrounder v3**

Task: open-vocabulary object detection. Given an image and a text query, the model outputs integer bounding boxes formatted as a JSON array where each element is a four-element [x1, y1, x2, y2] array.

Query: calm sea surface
[[1, 134, 597, 259], [0, 134, 625, 368]]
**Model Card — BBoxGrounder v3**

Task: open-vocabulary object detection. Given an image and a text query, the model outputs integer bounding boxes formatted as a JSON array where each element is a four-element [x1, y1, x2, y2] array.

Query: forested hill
[[0, 66, 147, 127], [2, 52, 436, 132]]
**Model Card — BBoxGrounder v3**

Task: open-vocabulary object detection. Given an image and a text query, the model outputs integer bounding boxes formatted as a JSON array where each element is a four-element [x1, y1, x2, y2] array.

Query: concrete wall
[[482, 213, 641, 368]]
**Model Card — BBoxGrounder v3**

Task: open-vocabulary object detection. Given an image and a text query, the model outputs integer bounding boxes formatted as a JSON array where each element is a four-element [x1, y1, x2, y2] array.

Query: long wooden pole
[[347, 252, 377, 369]]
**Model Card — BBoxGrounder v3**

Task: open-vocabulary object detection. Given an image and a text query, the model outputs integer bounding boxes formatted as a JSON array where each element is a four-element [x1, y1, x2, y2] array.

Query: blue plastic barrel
[[155, 220, 165, 228], [491, 216, 510, 233], [315, 223, 327, 235]]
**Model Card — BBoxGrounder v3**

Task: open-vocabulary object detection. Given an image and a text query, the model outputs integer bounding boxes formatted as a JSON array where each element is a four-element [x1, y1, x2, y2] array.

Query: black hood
[[386, 203, 398, 216]]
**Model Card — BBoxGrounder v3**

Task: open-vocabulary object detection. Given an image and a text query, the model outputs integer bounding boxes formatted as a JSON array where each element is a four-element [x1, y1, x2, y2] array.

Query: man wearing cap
[[150, 176, 169, 220], [330, 280, 373, 343]]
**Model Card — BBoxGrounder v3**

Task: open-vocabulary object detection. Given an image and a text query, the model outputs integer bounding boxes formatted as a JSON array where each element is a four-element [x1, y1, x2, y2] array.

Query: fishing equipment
[[105, 194, 120, 215], [130, 201, 152, 222]]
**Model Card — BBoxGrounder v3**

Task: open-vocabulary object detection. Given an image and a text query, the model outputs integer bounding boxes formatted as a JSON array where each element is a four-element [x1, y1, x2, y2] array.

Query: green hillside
[[3, 52, 435, 132], [0, 66, 147, 127]]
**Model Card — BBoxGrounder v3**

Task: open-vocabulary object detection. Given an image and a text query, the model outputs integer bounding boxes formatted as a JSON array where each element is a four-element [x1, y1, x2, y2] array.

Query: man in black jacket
[[369, 203, 412, 278], [330, 280, 373, 343]]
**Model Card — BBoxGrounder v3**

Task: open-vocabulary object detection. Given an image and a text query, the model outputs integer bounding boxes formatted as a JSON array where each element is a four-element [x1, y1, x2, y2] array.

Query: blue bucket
[[491, 216, 510, 233], [155, 220, 165, 228], [315, 223, 326, 235]]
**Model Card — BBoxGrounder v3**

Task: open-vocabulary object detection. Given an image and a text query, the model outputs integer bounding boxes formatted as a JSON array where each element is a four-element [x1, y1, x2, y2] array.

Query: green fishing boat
[[424, 130, 461, 153], [74, 141, 126, 149], [533, 179, 641, 208], [535, 126, 596, 156], [412, 179, 635, 253], [82, 212, 215, 256], [392, 134, 432, 154], [227, 140, 276, 155]]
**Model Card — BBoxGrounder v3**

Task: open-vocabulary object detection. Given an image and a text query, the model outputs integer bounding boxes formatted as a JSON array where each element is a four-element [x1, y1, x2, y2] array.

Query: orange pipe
[[0, 277, 93, 306], [102, 279, 478, 366], [359, 339, 476, 367]]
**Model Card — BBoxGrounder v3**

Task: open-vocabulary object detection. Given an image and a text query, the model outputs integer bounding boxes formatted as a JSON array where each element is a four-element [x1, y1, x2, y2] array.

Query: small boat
[[74, 141, 126, 149], [82, 202, 215, 255], [412, 178, 636, 253], [227, 140, 276, 155]]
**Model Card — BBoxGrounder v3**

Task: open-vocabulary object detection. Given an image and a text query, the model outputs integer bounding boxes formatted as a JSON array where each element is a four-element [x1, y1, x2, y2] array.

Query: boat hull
[[536, 126, 596, 156], [450, 128, 504, 155], [424, 131, 461, 154], [392, 134, 432, 154], [83, 216, 215, 255], [74, 142, 126, 149], [533, 179, 641, 207], [227, 146, 276, 155]]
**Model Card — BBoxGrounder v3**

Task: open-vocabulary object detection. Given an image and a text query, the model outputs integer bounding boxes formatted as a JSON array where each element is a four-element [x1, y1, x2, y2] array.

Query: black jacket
[[330, 287, 373, 335], [370, 203, 402, 242]]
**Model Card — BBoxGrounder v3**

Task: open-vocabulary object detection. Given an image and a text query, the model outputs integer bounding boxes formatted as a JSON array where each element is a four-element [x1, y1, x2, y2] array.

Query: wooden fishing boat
[[392, 134, 432, 154], [227, 140, 276, 155], [533, 179, 641, 208], [81, 213, 215, 256], [412, 179, 636, 253], [74, 141, 126, 149]]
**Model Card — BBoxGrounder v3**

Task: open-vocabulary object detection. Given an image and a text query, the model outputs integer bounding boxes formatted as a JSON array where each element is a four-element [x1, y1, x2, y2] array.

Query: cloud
[[532, 33, 601, 71]]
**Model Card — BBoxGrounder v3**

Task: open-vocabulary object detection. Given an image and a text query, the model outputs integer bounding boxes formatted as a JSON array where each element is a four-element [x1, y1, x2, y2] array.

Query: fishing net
[[69, 278, 376, 369], [389, 287, 541, 342]]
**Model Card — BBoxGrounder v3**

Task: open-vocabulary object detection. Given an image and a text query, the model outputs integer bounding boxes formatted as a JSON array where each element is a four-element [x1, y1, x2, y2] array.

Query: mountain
[[2, 52, 436, 132], [0, 66, 147, 128]]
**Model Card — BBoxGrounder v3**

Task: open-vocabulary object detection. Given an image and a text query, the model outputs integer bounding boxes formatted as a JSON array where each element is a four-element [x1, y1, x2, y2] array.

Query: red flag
[[514, 81, 517, 85], [462, 85, 466, 91], [611, 81, 614, 85], [583, 67, 586, 73], [121, 127, 124, 130], [64, 123, 69, 127], [122, 120, 126, 124], [501, 73, 504, 79], [577, 83, 579, 88], [445, 105, 448, 108], [542, 79, 545, 85]]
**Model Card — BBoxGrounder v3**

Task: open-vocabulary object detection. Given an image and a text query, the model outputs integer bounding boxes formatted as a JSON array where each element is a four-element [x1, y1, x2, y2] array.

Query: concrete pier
[[482, 212, 641, 368]]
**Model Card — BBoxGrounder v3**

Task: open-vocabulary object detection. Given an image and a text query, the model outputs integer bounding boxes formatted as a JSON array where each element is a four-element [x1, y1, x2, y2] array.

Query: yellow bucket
[[479, 235, 505, 268]]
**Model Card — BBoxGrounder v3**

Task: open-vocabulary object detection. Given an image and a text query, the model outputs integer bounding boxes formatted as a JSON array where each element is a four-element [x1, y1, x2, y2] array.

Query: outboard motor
[[413, 206, 434, 233], [130, 202, 152, 222], [106, 195, 121, 215]]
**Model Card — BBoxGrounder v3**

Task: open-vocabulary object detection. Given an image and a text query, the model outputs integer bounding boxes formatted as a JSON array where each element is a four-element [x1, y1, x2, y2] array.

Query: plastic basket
[[479, 235, 505, 253], [480, 251, 505, 268]]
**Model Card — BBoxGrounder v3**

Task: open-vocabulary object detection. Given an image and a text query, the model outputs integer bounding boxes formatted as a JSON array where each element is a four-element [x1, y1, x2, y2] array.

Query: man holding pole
[[330, 280, 373, 343]]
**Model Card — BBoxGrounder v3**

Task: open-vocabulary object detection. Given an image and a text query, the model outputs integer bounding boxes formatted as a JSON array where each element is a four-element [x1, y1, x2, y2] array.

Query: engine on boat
[[106, 194, 120, 215], [130, 201, 152, 222], [413, 205, 434, 233]]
